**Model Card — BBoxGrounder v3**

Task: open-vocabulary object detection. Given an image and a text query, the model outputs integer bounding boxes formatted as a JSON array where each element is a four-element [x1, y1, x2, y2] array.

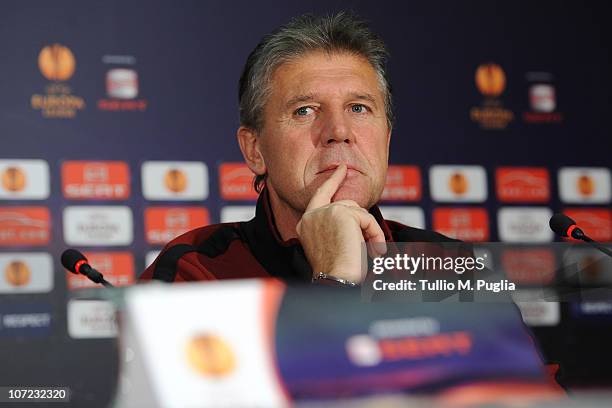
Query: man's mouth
[[317, 164, 362, 174]]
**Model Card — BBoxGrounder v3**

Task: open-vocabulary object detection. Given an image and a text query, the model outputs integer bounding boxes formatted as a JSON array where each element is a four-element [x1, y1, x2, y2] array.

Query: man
[[138, 13, 566, 392], [140, 12, 456, 285]]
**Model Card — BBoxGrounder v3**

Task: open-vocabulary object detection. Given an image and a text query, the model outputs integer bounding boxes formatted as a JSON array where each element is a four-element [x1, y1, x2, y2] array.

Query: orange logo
[[564, 209, 612, 242], [0, 207, 50, 246], [186, 334, 236, 377], [1, 166, 27, 192], [433, 208, 489, 241], [496, 167, 550, 202], [577, 174, 595, 197], [448, 172, 469, 195], [144, 207, 209, 244], [501, 249, 555, 285], [38, 44, 76, 81], [62, 161, 130, 200], [381, 165, 421, 201], [475, 63, 506, 97], [31, 44, 84, 118], [219, 163, 258, 200], [164, 169, 188, 193], [66, 252, 135, 290], [4, 261, 31, 287]]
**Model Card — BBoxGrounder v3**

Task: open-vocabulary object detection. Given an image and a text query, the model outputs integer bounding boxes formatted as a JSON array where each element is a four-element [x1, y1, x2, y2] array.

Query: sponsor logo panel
[[522, 72, 563, 124], [516, 301, 560, 327], [430, 165, 487, 203], [502, 248, 556, 285], [497, 207, 553, 242], [142, 161, 208, 201], [63, 206, 133, 246], [0, 304, 53, 338], [572, 302, 612, 319], [381, 165, 421, 202], [0, 159, 50, 200], [0, 207, 50, 246], [66, 252, 135, 290], [144, 207, 209, 244], [67, 300, 118, 339], [0, 252, 53, 293], [432, 208, 489, 241], [496, 167, 550, 202], [559, 167, 611, 204], [219, 163, 259, 201], [378, 206, 425, 229], [97, 54, 148, 111], [564, 208, 612, 242], [62, 161, 130, 200]]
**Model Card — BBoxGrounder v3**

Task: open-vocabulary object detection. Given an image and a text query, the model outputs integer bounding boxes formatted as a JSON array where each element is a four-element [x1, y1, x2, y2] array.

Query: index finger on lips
[[306, 164, 348, 211]]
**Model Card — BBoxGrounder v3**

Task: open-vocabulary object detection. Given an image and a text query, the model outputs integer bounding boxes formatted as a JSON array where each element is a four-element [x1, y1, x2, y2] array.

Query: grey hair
[[238, 11, 394, 193]]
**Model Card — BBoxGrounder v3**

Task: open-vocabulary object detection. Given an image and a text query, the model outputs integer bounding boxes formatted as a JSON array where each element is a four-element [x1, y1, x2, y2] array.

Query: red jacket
[[139, 188, 456, 283]]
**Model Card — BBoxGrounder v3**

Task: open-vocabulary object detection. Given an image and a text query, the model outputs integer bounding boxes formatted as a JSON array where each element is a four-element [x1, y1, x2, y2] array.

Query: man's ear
[[237, 126, 267, 176]]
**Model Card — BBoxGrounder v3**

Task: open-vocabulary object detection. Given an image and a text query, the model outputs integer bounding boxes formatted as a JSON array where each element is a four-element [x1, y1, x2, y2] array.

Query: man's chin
[[330, 186, 371, 208]]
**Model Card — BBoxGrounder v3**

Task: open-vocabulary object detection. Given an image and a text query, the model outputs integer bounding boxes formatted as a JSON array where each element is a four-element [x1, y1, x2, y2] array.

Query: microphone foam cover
[[549, 213, 576, 237], [61, 249, 87, 272]]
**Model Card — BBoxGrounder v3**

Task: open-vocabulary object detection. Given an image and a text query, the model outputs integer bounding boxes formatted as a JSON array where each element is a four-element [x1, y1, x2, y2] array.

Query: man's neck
[[266, 186, 302, 241]]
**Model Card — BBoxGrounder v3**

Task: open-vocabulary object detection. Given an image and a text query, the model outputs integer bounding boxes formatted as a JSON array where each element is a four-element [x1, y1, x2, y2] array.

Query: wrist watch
[[313, 272, 358, 287]]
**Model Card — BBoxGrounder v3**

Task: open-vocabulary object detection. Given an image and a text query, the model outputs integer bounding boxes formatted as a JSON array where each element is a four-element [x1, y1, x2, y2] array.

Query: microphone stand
[[578, 233, 612, 259]]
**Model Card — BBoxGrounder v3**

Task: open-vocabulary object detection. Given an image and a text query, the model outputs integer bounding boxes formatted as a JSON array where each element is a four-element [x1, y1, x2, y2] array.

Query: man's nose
[[321, 110, 354, 145]]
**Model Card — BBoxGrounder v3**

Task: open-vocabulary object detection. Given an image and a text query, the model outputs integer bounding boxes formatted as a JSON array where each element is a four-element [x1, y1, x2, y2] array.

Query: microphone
[[549, 213, 585, 239], [61, 249, 114, 288], [549, 213, 612, 259]]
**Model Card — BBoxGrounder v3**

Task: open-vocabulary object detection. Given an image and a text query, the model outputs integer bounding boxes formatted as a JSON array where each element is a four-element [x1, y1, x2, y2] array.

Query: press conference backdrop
[[0, 0, 611, 405]]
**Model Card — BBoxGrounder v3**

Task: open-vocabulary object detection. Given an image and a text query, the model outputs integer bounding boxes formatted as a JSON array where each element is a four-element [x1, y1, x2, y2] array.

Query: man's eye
[[351, 104, 368, 113], [295, 106, 314, 116]]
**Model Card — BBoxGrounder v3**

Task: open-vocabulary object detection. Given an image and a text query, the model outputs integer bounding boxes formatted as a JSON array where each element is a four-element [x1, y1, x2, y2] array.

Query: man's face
[[258, 51, 391, 212]]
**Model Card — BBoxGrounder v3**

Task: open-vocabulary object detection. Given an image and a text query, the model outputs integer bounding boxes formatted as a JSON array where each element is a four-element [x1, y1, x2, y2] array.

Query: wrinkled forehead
[[267, 50, 385, 106]]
